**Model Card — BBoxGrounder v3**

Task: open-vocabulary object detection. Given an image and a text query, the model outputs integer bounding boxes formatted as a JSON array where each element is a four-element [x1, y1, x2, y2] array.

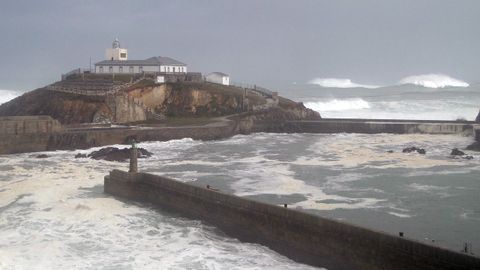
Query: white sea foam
[[304, 98, 370, 112], [387, 212, 412, 218], [0, 150, 318, 270], [304, 98, 479, 121], [0, 89, 20, 105], [1, 133, 480, 266], [308, 78, 380, 88], [398, 74, 469, 88]]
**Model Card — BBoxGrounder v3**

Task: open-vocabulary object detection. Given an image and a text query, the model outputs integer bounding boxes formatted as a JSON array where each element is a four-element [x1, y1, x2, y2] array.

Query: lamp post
[[129, 139, 138, 173]]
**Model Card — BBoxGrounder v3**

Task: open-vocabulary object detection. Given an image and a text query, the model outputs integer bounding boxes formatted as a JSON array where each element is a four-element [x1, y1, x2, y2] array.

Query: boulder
[[75, 153, 87, 158], [450, 148, 465, 156], [466, 142, 480, 152], [88, 147, 152, 162], [402, 146, 426, 155], [33, 154, 49, 158]]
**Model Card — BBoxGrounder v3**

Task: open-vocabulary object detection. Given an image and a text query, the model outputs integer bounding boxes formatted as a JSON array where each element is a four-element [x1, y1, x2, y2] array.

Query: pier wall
[[1, 117, 477, 155], [46, 122, 237, 151], [0, 116, 64, 154], [0, 115, 63, 135], [284, 119, 476, 136], [0, 120, 236, 155], [104, 170, 480, 270]]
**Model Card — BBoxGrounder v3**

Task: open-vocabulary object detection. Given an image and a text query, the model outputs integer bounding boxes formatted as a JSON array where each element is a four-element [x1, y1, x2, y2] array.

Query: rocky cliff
[[127, 82, 267, 117], [0, 88, 111, 125], [0, 81, 320, 124], [475, 109, 480, 122]]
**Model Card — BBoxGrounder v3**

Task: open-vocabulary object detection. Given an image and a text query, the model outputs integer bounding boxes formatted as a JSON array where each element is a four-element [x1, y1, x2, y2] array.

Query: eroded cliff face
[[475, 110, 480, 122], [0, 88, 111, 125], [128, 83, 254, 117], [0, 82, 320, 125]]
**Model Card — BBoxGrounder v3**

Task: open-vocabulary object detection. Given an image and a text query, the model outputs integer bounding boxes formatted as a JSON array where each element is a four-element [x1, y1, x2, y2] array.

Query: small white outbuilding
[[205, 72, 230, 86]]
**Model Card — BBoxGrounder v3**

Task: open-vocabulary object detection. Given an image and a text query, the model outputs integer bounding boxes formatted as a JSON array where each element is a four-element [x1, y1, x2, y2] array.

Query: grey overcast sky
[[0, 0, 479, 91]]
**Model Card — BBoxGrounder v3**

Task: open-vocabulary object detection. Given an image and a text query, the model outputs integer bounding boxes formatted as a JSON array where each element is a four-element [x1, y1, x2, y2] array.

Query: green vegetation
[[66, 73, 141, 83], [129, 79, 156, 89]]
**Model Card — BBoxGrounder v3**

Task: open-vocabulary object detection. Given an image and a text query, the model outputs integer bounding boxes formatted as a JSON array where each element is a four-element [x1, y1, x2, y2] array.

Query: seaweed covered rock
[[88, 147, 152, 161], [466, 142, 480, 152], [402, 146, 426, 155], [450, 148, 466, 156]]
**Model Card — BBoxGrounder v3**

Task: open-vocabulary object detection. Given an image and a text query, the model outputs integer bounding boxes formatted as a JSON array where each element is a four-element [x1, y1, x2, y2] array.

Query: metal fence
[[230, 81, 274, 98]]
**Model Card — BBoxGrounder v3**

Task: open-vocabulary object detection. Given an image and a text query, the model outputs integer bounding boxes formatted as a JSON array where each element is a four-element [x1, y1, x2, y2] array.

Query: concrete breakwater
[[1, 116, 478, 155], [104, 170, 480, 270], [0, 117, 237, 155], [283, 119, 478, 136]]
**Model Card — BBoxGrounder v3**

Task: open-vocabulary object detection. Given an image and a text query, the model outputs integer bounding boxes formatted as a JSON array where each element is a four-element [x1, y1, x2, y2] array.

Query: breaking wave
[[0, 89, 20, 105], [308, 78, 380, 89], [304, 98, 370, 112], [398, 74, 469, 88]]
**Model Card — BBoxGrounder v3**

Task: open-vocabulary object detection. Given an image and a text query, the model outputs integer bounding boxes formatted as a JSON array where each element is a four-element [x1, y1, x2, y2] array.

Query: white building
[[205, 72, 230, 85], [106, 38, 128, 60], [95, 39, 187, 74]]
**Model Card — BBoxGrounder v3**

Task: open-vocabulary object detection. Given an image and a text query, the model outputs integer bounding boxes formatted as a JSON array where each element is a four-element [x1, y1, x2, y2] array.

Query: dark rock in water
[[75, 153, 87, 158], [387, 150, 394, 153], [450, 148, 466, 156], [464, 155, 474, 160], [402, 146, 426, 155], [88, 147, 153, 162], [466, 141, 480, 152], [34, 154, 49, 158], [417, 149, 426, 155]]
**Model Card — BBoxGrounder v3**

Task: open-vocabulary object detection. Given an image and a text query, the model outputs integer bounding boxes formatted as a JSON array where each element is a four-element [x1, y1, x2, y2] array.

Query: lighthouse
[[105, 38, 128, 61]]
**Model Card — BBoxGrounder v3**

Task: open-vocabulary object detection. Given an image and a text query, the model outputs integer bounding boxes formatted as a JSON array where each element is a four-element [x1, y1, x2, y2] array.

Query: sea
[[1, 74, 479, 269]]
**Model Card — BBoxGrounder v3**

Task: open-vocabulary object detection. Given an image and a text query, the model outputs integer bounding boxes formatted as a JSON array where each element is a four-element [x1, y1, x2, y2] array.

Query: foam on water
[[0, 151, 320, 270], [2, 132, 480, 266], [0, 89, 20, 105], [308, 78, 380, 89], [398, 74, 469, 88], [304, 97, 479, 120], [304, 98, 370, 112]]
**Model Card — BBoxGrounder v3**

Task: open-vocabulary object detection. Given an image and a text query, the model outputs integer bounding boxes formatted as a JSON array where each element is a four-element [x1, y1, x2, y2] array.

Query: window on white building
[[99, 66, 104, 73], [129, 66, 134, 73], [119, 66, 123, 73], [139, 66, 143, 73], [109, 66, 113, 73]]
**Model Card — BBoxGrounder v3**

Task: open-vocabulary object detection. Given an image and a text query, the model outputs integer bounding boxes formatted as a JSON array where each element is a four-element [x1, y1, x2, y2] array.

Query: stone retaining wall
[[1, 118, 477, 155], [285, 120, 476, 136], [104, 170, 480, 270], [0, 116, 63, 135]]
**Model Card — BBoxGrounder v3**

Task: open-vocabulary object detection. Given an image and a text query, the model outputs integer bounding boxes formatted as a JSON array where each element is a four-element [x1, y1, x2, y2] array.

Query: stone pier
[[104, 170, 480, 270]]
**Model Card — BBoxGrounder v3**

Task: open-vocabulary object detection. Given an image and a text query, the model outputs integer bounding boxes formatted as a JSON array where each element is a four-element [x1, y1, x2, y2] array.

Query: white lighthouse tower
[[105, 38, 128, 61]]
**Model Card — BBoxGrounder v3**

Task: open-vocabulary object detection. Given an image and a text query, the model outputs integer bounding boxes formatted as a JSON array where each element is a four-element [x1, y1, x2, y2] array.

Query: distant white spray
[[304, 98, 370, 112], [398, 74, 469, 88], [0, 89, 20, 105], [307, 78, 380, 89]]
